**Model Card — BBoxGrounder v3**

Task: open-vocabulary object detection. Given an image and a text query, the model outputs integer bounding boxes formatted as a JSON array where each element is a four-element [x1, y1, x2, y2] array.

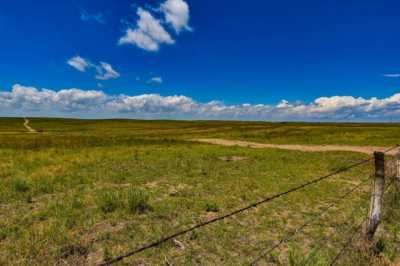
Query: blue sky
[[1, 0, 400, 120]]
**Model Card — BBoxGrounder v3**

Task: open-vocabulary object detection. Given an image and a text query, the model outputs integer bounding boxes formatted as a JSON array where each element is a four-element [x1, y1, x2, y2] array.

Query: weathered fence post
[[365, 151, 385, 241], [396, 149, 400, 189]]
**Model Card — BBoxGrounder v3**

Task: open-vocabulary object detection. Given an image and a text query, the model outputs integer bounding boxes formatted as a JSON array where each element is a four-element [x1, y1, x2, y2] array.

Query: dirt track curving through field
[[23, 118, 37, 133], [194, 138, 398, 155]]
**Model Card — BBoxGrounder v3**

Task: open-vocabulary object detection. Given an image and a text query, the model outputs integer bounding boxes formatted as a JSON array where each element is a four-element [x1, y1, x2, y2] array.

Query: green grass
[[2, 118, 400, 149], [0, 118, 399, 265], [126, 188, 151, 214], [98, 190, 124, 214]]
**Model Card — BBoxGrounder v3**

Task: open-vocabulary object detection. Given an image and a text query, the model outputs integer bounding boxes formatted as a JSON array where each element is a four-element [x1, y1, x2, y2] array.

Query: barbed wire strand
[[329, 178, 396, 266], [329, 217, 367, 266], [252, 150, 397, 265], [383, 144, 399, 154], [253, 148, 398, 266], [98, 157, 373, 265], [302, 174, 373, 266], [302, 204, 369, 265], [249, 177, 370, 265]]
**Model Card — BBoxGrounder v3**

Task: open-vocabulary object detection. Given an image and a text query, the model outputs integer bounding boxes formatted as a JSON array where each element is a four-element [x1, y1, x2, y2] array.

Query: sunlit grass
[[0, 118, 398, 265]]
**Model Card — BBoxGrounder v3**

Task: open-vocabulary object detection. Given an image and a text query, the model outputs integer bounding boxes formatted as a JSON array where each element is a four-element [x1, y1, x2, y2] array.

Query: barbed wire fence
[[98, 145, 400, 266], [328, 151, 399, 266]]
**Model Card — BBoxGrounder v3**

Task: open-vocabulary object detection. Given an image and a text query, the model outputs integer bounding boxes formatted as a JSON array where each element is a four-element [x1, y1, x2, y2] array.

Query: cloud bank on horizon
[[1, 84, 400, 121], [2, 0, 400, 122]]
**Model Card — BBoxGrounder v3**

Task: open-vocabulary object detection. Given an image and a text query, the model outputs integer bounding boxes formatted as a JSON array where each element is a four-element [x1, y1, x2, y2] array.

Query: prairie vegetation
[[0, 118, 399, 265]]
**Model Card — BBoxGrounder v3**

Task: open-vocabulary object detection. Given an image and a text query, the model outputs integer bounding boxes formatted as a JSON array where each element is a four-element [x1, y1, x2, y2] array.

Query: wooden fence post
[[365, 151, 385, 241], [396, 149, 400, 189]]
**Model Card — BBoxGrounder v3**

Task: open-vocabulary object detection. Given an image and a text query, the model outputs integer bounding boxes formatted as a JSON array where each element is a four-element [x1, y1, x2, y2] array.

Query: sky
[[1, 0, 400, 121]]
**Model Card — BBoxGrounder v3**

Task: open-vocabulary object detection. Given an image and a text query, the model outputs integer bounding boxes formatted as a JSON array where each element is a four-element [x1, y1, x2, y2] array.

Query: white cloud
[[148, 76, 163, 84], [383, 74, 400, 78], [67, 56, 90, 72], [2, 84, 400, 121], [0, 84, 107, 113], [119, 7, 174, 51], [136, 8, 174, 44], [276, 100, 291, 108], [161, 0, 192, 33], [95, 62, 120, 80], [119, 29, 159, 51], [67, 57, 120, 80], [118, 0, 192, 51]]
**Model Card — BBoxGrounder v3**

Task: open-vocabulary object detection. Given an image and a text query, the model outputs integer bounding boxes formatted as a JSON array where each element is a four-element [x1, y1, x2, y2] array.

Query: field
[[0, 118, 399, 265]]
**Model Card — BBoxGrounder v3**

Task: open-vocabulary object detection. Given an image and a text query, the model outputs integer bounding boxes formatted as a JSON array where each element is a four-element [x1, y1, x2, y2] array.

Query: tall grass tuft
[[12, 178, 30, 193], [98, 190, 123, 213], [126, 188, 151, 214], [205, 202, 219, 212]]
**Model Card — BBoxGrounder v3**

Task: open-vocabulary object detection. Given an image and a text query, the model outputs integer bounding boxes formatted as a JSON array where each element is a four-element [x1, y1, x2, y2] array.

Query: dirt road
[[24, 118, 37, 133], [194, 138, 398, 155]]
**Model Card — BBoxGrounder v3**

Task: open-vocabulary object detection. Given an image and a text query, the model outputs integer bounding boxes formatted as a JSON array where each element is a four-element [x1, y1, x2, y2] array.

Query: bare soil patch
[[23, 118, 38, 133], [218, 156, 247, 162], [194, 138, 397, 155]]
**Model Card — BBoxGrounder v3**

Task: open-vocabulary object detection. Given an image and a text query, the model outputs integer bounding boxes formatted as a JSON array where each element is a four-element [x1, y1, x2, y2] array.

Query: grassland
[[0, 118, 399, 265]]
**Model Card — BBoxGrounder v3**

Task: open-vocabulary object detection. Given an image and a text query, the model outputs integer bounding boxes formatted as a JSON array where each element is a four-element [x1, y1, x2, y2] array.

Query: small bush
[[12, 178, 30, 193], [98, 190, 122, 213], [205, 202, 219, 212], [126, 188, 151, 214]]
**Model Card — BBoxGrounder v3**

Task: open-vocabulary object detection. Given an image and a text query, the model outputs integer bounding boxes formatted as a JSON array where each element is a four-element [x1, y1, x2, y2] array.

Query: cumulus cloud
[[80, 9, 105, 24], [67, 56, 90, 72], [119, 0, 192, 51], [119, 7, 174, 51], [1, 84, 400, 121], [147, 76, 163, 84], [67, 57, 120, 80], [95, 62, 120, 80], [0, 84, 107, 113], [160, 0, 192, 33]]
